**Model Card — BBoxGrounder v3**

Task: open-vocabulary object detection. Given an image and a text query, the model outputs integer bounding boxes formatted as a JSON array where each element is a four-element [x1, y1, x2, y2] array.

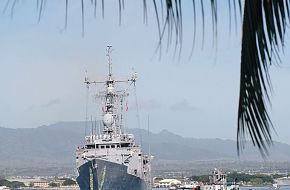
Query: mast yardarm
[[84, 45, 137, 138]]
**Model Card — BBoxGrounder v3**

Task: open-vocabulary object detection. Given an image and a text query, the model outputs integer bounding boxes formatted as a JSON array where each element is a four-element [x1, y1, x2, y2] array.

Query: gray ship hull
[[76, 159, 148, 190]]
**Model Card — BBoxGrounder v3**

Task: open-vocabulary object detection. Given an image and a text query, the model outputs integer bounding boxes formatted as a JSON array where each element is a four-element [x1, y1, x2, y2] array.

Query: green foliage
[[190, 172, 280, 185], [227, 172, 274, 184], [0, 179, 26, 188], [189, 175, 209, 183], [49, 182, 59, 187], [10, 181, 26, 188], [63, 178, 76, 186], [0, 179, 10, 187], [272, 174, 284, 179], [250, 178, 263, 185]]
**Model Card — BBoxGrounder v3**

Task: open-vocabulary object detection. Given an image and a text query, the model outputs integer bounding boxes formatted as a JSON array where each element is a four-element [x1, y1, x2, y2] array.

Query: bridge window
[[121, 143, 129, 148]]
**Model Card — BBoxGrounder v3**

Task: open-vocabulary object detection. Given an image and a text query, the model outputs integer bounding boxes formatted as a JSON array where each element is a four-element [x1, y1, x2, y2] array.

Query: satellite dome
[[103, 113, 114, 126]]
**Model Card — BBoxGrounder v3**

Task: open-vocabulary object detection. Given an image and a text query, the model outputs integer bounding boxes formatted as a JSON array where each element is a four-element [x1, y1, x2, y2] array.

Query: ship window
[[101, 145, 105, 149], [96, 145, 99, 149], [121, 143, 129, 148], [106, 145, 110, 148], [111, 145, 115, 148], [117, 145, 120, 148]]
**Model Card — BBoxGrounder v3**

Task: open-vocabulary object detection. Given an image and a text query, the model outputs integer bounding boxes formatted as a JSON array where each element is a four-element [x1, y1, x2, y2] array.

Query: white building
[[0, 186, 10, 190], [159, 179, 181, 188]]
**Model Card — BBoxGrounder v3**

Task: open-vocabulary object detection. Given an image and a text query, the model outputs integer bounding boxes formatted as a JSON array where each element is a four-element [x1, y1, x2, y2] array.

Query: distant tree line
[[48, 182, 58, 187], [189, 172, 285, 185], [227, 172, 283, 184], [189, 175, 209, 183], [48, 178, 76, 187], [0, 179, 25, 188], [0, 178, 76, 188], [62, 178, 77, 186]]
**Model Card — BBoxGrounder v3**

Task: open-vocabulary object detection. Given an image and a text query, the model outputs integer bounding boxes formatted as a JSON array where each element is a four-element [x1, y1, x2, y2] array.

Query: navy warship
[[76, 46, 152, 190]]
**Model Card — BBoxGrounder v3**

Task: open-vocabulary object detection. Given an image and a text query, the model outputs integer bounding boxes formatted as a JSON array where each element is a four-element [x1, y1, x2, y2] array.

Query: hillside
[[1, 121, 290, 176]]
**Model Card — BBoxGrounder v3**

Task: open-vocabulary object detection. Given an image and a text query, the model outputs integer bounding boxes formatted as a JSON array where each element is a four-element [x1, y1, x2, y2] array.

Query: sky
[[0, 1, 290, 144]]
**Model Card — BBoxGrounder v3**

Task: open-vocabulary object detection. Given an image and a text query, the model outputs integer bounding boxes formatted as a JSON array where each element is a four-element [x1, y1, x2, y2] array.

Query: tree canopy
[[63, 178, 77, 186], [0, 179, 26, 188]]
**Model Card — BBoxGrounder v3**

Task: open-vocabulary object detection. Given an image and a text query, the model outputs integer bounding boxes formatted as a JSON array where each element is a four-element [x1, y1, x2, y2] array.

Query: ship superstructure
[[76, 46, 152, 190], [202, 169, 239, 190]]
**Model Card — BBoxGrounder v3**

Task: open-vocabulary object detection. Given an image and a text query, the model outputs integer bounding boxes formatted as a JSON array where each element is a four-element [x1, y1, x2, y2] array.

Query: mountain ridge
[[1, 121, 290, 175]]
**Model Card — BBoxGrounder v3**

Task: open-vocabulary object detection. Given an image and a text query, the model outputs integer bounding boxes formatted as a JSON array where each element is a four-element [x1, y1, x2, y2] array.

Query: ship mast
[[84, 45, 137, 139], [107, 45, 113, 79]]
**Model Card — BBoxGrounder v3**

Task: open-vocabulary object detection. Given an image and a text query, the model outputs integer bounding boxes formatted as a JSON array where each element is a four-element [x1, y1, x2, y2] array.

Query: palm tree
[[3, 0, 290, 156]]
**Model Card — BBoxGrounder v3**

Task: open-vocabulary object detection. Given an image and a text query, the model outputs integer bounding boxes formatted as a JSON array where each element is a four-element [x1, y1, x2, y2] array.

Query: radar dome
[[103, 113, 114, 126]]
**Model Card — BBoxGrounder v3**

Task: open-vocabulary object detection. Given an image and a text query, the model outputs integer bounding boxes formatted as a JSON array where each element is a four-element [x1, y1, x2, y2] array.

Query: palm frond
[[152, 0, 235, 60], [64, 0, 68, 30], [237, 0, 290, 156], [81, 0, 84, 37]]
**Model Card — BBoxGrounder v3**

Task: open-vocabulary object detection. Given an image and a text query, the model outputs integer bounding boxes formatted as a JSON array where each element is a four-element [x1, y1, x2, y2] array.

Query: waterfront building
[[159, 179, 181, 188]]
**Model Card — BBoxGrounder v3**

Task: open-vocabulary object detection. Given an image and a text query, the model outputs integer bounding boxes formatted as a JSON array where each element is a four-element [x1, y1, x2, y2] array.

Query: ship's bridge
[[79, 133, 138, 150]]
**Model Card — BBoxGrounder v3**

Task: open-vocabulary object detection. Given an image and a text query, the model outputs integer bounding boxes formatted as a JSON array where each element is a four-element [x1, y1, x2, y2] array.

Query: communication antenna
[[94, 117, 97, 137], [84, 70, 89, 137], [106, 45, 113, 77], [85, 70, 90, 87], [90, 115, 94, 136], [120, 96, 124, 133], [134, 81, 142, 147], [98, 120, 102, 136], [147, 114, 151, 157]]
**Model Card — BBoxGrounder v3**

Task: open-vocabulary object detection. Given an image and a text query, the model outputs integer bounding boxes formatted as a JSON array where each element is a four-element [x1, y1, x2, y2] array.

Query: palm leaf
[[152, 0, 221, 57], [238, 0, 290, 156]]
